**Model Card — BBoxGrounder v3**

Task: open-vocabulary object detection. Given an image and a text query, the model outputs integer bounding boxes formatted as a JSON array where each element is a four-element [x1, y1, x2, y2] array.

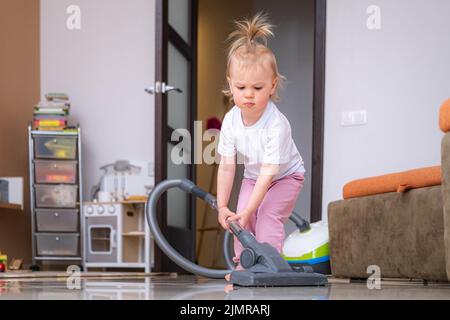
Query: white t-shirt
[[218, 100, 305, 181]]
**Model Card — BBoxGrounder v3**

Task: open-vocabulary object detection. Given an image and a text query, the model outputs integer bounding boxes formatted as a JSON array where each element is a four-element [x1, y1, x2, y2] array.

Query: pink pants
[[233, 172, 305, 265]]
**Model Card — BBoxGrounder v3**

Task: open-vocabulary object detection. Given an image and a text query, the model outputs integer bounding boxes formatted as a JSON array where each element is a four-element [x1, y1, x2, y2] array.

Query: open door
[[149, 0, 198, 272]]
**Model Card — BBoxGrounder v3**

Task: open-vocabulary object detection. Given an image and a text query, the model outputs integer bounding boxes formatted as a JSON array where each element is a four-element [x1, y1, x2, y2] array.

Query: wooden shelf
[[122, 232, 145, 237], [0, 202, 22, 211], [121, 200, 147, 204]]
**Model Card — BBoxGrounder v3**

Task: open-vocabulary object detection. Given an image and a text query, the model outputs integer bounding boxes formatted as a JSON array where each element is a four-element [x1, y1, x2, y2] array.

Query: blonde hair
[[223, 12, 286, 105]]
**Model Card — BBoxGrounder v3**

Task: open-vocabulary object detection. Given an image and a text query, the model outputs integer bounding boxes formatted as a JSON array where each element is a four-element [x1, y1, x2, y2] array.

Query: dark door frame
[[153, 0, 198, 272], [154, 0, 166, 273], [154, 0, 326, 271], [311, 0, 326, 222]]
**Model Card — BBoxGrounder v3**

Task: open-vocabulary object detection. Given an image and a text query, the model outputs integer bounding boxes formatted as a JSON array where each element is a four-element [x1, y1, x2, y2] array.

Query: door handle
[[111, 229, 117, 248], [145, 81, 161, 95], [145, 82, 183, 95], [163, 85, 183, 93], [144, 87, 156, 95]]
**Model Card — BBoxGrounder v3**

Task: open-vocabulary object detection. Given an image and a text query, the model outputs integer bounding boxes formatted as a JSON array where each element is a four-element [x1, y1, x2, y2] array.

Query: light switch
[[341, 110, 367, 126]]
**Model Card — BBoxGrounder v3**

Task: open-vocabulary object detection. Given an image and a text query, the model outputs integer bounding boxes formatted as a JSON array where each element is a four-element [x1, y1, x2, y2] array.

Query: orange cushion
[[343, 166, 441, 199], [439, 99, 450, 133]]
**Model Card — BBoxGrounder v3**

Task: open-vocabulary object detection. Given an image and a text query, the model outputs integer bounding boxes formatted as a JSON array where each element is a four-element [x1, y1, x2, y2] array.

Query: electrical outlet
[[341, 110, 367, 126]]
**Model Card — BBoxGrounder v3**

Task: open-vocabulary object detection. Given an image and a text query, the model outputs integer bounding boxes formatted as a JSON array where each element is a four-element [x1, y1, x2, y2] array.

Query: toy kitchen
[[83, 160, 154, 272]]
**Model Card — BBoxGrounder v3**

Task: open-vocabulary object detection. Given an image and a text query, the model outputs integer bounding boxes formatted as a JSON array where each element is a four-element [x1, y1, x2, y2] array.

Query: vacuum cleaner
[[222, 212, 331, 275], [146, 179, 328, 287]]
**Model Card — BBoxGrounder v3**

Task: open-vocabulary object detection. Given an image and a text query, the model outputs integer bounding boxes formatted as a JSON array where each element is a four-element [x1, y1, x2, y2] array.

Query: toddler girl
[[217, 13, 306, 279]]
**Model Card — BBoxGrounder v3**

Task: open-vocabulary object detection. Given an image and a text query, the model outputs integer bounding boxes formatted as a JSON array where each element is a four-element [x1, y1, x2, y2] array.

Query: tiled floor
[[1, 274, 450, 300]]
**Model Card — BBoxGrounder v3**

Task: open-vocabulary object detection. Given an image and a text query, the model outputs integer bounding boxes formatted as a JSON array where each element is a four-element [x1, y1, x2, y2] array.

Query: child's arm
[[228, 163, 279, 227], [217, 155, 236, 230]]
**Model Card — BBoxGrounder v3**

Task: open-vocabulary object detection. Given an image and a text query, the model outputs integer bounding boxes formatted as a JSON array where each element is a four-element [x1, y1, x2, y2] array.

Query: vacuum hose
[[146, 179, 231, 278]]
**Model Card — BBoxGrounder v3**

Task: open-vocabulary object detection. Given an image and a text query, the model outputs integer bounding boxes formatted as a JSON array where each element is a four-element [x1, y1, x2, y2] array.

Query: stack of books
[[33, 93, 71, 131]]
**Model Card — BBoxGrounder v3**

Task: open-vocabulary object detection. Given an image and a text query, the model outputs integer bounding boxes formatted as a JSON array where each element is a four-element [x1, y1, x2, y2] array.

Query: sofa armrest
[[441, 133, 450, 184], [440, 133, 450, 280]]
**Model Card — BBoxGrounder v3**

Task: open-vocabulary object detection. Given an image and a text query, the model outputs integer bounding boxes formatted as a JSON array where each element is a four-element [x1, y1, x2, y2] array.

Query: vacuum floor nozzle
[[231, 270, 328, 287]]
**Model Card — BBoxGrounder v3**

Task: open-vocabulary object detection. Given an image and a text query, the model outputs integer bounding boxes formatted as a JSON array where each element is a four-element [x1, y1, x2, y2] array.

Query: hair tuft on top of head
[[227, 11, 274, 58]]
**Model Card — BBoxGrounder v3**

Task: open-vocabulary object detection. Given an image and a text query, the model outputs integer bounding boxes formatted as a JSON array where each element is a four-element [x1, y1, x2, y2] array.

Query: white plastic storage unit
[[28, 125, 84, 270]]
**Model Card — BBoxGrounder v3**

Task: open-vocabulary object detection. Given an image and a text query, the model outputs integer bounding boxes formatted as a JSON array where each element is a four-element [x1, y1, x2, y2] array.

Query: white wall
[[323, 0, 450, 219], [253, 0, 315, 226], [40, 0, 450, 222], [40, 0, 155, 199]]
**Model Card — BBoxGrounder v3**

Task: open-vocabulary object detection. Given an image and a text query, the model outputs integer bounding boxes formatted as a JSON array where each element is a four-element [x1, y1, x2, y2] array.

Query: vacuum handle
[[228, 220, 244, 235], [178, 180, 247, 239], [179, 179, 217, 210]]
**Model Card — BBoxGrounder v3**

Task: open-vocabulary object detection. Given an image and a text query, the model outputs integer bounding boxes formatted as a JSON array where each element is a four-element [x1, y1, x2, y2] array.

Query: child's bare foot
[[224, 284, 234, 293], [225, 263, 244, 282]]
